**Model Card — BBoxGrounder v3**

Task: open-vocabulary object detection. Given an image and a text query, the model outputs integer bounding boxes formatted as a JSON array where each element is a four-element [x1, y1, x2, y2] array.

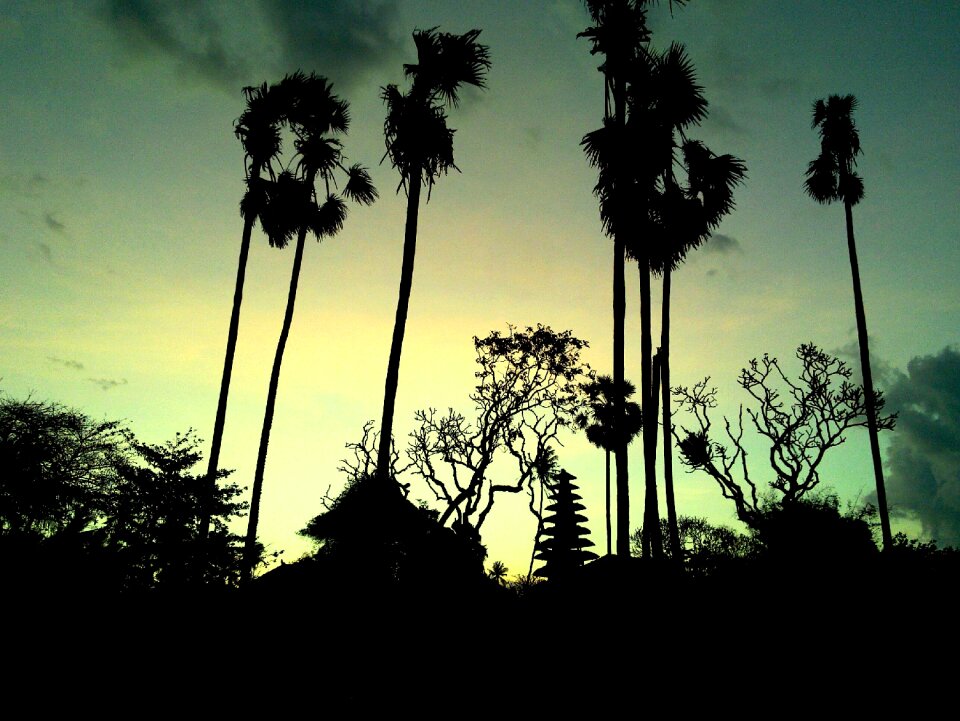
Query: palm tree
[[243, 74, 377, 577], [376, 28, 491, 483], [804, 94, 892, 551], [580, 0, 657, 558], [639, 45, 744, 560], [202, 81, 285, 542], [575, 374, 643, 555], [652, 138, 746, 561]]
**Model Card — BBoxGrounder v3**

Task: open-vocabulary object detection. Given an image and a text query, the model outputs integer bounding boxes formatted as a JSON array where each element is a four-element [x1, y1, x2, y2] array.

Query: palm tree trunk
[[845, 199, 893, 551], [612, 77, 630, 558], [613, 236, 629, 556], [377, 174, 422, 485], [202, 171, 260, 542], [243, 225, 308, 578], [639, 261, 663, 559], [660, 266, 682, 562], [604, 448, 612, 556]]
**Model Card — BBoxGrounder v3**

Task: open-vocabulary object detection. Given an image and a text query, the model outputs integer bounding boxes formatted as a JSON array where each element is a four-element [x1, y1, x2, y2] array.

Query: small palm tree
[[804, 93, 892, 551], [376, 28, 491, 482], [203, 81, 285, 542], [575, 375, 642, 555], [488, 560, 509, 586], [243, 74, 377, 577]]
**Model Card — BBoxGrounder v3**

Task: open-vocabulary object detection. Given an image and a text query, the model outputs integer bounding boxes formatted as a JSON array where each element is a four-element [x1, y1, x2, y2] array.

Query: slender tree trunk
[[660, 266, 682, 562], [639, 262, 662, 559], [845, 199, 893, 551], [377, 174, 422, 485], [605, 448, 612, 556], [202, 169, 260, 541], [612, 77, 630, 558], [243, 225, 308, 578]]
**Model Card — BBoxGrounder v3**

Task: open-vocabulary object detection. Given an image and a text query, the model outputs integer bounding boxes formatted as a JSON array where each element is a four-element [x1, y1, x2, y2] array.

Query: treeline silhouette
[[5, 5, 956, 693]]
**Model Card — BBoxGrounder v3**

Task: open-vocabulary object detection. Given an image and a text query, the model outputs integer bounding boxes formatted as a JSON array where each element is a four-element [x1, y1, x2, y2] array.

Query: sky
[[2, 0, 959, 574]]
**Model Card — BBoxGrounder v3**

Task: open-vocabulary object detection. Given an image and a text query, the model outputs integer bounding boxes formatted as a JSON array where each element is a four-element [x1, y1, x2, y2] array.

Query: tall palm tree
[[376, 28, 491, 483], [652, 138, 746, 560], [243, 74, 377, 576], [804, 93, 892, 551], [575, 374, 643, 555], [202, 81, 285, 542], [580, 0, 658, 557]]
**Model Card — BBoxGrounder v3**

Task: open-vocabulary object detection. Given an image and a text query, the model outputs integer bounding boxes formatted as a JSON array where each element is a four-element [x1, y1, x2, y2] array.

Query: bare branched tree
[[673, 343, 895, 527], [405, 325, 591, 533]]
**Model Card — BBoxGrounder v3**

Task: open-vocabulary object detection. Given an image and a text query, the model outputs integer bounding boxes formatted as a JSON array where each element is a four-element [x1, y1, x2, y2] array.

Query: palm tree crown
[[375, 28, 490, 481], [804, 94, 864, 206], [576, 375, 643, 452], [381, 27, 491, 195]]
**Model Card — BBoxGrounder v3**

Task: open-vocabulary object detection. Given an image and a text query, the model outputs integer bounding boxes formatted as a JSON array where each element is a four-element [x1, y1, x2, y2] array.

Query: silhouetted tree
[[580, 0, 656, 557], [674, 344, 896, 529], [0, 395, 249, 590], [204, 80, 285, 541], [405, 325, 591, 532], [376, 27, 491, 482], [575, 374, 642, 555], [653, 131, 746, 560], [0, 395, 124, 539], [804, 94, 892, 551], [631, 515, 757, 574], [245, 73, 376, 577], [299, 474, 486, 593], [534, 469, 598, 582], [108, 429, 249, 589]]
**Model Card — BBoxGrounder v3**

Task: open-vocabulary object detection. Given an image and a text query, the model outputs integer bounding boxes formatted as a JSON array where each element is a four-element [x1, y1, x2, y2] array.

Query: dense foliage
[[1, 395, 250, 591]]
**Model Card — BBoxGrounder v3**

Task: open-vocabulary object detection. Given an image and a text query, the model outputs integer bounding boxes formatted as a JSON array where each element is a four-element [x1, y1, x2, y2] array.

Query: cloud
[[44, 213, 64, 233], [707, 105, 748, 137], [876, 347, 960, 547], [89, 377, 129, 391], [97, 0, 251, 90], [96, 0, 404, 93], [49, 357, 85, 371], [262, 0, 404, 91], [703, 234, 741, 255], [37, 242, 54, 264]]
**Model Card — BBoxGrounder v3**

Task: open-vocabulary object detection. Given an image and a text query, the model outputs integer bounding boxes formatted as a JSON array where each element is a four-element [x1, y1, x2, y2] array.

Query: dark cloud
[[831, 336, 897, 388], [263, 0, 405, 91], [89, 377, 129, 391], [44, 213, 64, 233], [96, 0, 404, 93], [707, 104, 748, 137], [98, 0, 250, 90], [703, 234, 741, 255], [876, 347, 960, 547], [49, 357, 84, 371]]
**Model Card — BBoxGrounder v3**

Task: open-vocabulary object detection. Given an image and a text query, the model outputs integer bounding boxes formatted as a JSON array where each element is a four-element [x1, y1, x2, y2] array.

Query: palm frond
[[652, 42, 708, 129], [312, 195, 348, 239], [343, 164, 378, 205]]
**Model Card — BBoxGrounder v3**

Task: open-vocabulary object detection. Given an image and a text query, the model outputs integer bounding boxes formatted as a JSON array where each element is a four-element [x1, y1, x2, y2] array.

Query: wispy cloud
[[49, 356, 85, 370], [43, 212, 65, 233], [88, 377, 129, 391], [95, 0, 404, 93], [37, 242, 54, 264], [703, 233, 741, 255], [97, 0, 249, 90]]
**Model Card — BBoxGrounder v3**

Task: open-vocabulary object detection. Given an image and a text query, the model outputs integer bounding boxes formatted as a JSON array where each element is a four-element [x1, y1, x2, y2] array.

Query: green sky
[[2, 0, 958, 572]]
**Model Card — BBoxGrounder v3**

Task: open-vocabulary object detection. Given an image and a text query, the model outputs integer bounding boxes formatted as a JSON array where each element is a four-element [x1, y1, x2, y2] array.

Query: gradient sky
[[2, 0, 958, 573]]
